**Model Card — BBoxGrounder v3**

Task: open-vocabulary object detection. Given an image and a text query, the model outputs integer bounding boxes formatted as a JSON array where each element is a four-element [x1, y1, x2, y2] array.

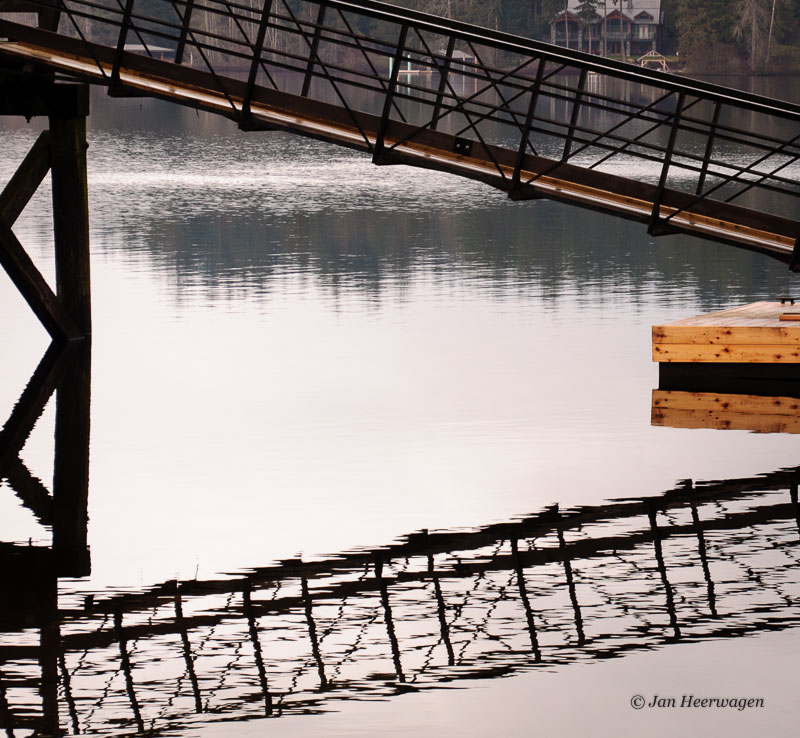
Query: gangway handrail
[[1, 0, 800, 267]]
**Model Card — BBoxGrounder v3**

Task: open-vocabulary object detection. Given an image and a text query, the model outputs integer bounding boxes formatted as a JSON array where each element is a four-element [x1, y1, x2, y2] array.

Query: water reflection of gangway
[[1, 344, 799, 735], [1, 0, 800, 278]]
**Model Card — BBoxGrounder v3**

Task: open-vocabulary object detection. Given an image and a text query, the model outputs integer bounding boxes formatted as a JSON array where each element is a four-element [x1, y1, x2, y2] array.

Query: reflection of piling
[[427, 551, 454, 666], [688, 488, 718, 617], [243, 583, 273, 715], [0, 674, 13, 736], [53, 341, 91, 578], [0, 343, 70, 472], [647, 504, 681, 640], [0, 340, 91, 578], [375, 558, 405, 683], [175, 584, 203, 713], [555, 508, 585, 646], [511, 538, 541, 661], [301, 575, 328, 690], [114, 608, 145, 734], [38, 572, 60, 738], [0, 340, 70, 533], [790, 480, 800, 539], [59, 651, 80, 735]]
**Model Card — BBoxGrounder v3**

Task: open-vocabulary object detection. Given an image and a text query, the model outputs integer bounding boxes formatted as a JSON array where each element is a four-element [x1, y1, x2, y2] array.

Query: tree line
[[669, 0, 800, 72], [53, 0, 800, 74], [394, 0, 800, 73]]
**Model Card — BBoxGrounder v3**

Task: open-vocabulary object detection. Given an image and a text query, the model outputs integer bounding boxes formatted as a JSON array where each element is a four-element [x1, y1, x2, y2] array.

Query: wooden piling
[[50, 105, 91, 337]]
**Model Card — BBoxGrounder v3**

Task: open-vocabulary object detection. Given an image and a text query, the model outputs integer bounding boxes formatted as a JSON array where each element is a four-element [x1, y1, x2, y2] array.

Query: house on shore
[[549, 1, 663, 58]]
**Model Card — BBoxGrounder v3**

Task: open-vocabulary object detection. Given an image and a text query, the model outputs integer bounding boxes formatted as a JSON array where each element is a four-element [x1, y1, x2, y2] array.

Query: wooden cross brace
[[0, 88, 91, 341]]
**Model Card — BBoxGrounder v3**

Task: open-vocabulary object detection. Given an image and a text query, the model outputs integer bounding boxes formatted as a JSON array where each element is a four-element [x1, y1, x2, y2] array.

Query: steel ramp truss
[[0, 0, 799, 265]]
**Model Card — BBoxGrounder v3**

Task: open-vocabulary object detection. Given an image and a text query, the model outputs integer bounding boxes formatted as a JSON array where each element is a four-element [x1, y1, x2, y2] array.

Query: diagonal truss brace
[[0, 86, 92, 341], [0, 131, 81, 341]]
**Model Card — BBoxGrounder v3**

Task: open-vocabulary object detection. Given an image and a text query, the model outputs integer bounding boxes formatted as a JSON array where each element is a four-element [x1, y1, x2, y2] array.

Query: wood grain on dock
[[653, 302, 800, 363]]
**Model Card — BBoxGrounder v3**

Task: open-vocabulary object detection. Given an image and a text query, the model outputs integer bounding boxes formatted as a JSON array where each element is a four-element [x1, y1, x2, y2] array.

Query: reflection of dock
[[652, 390, 800, 433]]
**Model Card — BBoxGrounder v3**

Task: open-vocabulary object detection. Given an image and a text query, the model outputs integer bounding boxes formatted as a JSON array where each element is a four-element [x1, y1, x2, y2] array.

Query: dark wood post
[[49, 88, 92, 338]]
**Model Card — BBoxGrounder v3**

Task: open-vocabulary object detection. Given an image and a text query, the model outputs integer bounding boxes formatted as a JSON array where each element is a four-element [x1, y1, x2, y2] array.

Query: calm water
[[1, 80, 800, 736]]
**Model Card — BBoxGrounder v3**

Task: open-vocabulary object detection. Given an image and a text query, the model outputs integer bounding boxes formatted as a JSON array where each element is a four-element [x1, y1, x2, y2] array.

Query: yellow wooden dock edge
[[653, 301, 800, 363]]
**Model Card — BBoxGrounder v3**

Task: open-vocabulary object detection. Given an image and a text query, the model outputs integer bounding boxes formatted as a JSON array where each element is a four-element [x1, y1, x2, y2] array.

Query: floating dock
[[652, 301, 800, 433], [653, 301, 800, 365]]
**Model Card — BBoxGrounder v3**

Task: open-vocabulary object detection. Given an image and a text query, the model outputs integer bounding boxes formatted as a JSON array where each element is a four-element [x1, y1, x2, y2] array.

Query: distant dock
[[652, 301, 800, 433]]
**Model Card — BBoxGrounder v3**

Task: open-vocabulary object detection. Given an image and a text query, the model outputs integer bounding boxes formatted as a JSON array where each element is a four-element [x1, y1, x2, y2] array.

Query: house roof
[[558, 0, 662, 21]]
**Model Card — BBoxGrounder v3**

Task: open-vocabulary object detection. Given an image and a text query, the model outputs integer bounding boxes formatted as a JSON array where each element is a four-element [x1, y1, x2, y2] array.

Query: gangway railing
[[1, 0, 800, 266]]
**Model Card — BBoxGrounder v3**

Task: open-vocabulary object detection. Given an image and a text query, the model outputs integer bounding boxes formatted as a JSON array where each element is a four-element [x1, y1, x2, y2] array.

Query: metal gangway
[[2, 0, 800, 267]]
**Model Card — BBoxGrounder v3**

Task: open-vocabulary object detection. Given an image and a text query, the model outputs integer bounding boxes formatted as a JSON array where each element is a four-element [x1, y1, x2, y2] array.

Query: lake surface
[[1, 79, 800, 737]]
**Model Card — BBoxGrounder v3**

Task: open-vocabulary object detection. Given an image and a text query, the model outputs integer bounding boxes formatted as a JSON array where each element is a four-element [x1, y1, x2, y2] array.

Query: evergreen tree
[[675, 0, 736, 71], [660, 0, 680, 53], [576, 0, 599, 53]]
